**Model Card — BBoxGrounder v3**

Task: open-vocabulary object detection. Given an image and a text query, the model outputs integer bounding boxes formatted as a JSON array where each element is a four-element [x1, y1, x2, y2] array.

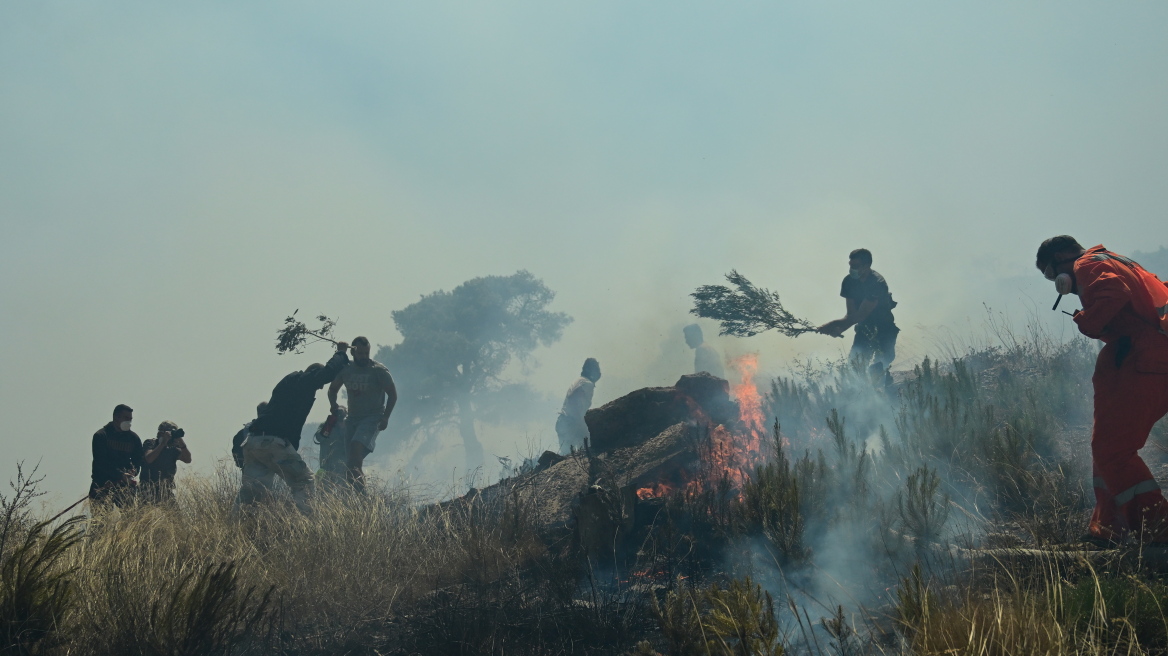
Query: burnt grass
[[9, 331, 1168, 655]]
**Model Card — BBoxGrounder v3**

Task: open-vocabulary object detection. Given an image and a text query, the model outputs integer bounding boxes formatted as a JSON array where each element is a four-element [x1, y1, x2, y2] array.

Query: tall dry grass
[[9, 323, 1168, 654], [58, 466, 593, 654]]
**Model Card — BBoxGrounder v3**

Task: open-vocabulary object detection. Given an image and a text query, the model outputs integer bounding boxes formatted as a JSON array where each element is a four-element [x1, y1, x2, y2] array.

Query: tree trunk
[[457, 395, 484, 472]]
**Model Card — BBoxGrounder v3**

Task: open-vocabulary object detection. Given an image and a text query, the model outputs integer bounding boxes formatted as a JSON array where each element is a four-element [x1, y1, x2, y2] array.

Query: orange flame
[[636, 483, 675, 500], [635, 354, 772, 501], [731, 353, 766, 439]]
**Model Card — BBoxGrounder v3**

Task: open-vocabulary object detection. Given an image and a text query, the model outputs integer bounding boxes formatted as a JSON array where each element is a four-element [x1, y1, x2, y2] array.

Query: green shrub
[[896, 466, 949, 546], [735, 423, 828, 564]]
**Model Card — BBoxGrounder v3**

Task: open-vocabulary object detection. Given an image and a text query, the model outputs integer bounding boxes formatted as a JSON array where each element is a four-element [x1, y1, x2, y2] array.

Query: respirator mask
[[1044, 258, 1077, 311], [848, 268, 862, 280], [119, 421, 132, 431]]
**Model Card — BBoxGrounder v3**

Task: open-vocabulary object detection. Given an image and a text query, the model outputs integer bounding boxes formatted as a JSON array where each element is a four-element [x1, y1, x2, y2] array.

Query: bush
[[896, 466, 949, 546], [735, 424, 827, 564]]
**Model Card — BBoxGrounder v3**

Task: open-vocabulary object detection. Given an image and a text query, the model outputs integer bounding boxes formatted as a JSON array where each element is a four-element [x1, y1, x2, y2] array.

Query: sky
[[2, 2, 1167, 499]]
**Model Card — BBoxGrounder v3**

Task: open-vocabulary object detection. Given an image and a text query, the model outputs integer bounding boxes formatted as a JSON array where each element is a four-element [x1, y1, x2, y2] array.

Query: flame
[[731, 353, 766, 437], [636, 483, 675, 500], [712, 353, 769, 490], [635, 354, 772, 501]]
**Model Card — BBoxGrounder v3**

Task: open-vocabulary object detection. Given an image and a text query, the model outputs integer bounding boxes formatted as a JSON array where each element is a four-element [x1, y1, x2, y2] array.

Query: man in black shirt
[[818, 248, 900, 374], [140, 420, 192, 503], [235, 341, 349, 514], [90, 404, 144, 506]]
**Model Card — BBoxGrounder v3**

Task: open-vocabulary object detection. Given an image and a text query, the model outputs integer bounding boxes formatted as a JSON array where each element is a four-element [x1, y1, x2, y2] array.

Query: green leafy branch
[[691, 270, 817, 338], [275, 310, 338, 355]]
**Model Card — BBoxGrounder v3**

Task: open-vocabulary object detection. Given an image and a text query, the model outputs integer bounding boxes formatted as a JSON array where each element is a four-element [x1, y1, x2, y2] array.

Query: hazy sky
[[3, 2, 1167, 498]]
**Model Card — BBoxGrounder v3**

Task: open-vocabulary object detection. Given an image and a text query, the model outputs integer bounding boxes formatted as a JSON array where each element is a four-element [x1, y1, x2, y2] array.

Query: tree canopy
[[376, 271, 571, 468]]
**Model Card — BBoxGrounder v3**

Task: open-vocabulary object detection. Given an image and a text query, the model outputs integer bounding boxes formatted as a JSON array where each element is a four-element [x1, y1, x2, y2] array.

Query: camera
[[170, 428, 186, 441]]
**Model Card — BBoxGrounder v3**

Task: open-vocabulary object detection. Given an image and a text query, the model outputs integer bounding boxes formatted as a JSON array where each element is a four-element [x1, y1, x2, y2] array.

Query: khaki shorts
[[343, 416, 383, 454]]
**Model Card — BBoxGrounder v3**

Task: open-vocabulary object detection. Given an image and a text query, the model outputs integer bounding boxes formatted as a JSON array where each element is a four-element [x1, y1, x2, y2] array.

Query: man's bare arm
[[328, 378, 344, 412]]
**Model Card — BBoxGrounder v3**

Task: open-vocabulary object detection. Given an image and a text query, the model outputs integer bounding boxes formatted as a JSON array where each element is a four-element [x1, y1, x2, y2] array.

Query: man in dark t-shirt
[[817, 248, 900, 373], [140, 420, 192, 502], [90, 403, 144, 506]]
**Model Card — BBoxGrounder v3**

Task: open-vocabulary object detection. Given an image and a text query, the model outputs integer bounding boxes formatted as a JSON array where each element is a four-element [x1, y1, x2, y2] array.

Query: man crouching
[[236, 341, 349, 514]]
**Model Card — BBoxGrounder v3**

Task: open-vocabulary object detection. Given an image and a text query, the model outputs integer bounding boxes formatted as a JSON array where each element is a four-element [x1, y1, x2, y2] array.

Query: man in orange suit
[[1037, 235, 1168, 545]]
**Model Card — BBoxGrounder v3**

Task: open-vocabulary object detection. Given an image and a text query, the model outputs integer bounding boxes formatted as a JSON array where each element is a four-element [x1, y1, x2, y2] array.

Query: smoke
[[2, 2, 1167, 505], [705, 320, 1099, 648]]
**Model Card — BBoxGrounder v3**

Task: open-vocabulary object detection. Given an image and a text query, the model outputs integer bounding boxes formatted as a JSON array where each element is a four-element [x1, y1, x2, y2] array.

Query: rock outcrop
[[471, 373, 739, 552], [583, 372, 735, 453]]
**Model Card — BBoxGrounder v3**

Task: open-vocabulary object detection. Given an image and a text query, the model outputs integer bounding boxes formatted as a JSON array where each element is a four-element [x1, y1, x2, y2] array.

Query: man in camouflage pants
[[235, 341, 349, 514]]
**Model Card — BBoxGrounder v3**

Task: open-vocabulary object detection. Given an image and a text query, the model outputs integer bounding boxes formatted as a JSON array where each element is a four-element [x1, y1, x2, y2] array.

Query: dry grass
[[8, 324, 1167, 655], [49, 469, 588, 654]]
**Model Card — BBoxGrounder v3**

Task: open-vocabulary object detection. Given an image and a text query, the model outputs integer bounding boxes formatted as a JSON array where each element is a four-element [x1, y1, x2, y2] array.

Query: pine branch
[[690, 271, 817, 338]]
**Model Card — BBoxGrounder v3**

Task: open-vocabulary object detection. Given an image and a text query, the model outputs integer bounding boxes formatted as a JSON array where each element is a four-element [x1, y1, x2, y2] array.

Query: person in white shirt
[[556, 358, 600, 453]]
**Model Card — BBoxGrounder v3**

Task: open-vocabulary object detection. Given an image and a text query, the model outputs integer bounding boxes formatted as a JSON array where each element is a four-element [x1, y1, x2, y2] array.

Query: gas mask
[[1044, 258, 1077, 311], [119, 421, 132, 431]]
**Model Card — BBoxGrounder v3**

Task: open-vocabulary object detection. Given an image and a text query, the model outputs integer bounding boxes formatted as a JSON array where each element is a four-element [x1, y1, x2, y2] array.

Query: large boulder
[[584, 372, 735, 453], [465, 373, 740, 545]]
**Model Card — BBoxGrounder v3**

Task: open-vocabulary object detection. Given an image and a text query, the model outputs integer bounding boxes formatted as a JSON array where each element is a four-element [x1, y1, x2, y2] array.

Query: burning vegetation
[[7, 327, 1168, 654], [631, 354, 770, 502]]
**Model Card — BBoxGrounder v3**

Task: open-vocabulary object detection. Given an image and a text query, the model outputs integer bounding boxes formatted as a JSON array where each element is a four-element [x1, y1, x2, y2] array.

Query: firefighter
[[1037, 235, 1168, 545]]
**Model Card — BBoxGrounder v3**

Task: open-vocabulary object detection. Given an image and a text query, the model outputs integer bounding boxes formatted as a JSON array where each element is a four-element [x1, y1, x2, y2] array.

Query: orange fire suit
[[1073, 245, 1168, 541]]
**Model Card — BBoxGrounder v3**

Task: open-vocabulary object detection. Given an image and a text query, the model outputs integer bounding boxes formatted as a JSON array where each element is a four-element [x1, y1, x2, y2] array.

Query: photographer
[[140, 420, 192, 503]]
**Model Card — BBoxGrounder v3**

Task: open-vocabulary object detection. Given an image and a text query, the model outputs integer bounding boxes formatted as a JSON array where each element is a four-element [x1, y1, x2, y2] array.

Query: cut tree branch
[[275, 310, 338, 354], [690, 270, 816, 338]]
